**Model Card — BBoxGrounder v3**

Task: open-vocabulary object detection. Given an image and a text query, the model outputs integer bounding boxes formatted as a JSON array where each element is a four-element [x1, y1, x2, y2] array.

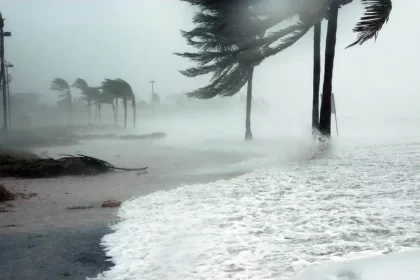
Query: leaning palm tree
[[206, 0, 393, 137], [318, 0, 392, 136], [72, 78, 101, 124], [177, 0, 268, 140], [97, 90, 117, 124], [299, 0, 352, 134], [50, 78, 72, 120], [101, 79, 136, 128]]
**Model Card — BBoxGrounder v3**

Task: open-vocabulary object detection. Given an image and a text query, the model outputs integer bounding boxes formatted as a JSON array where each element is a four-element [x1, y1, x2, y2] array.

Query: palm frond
[[347, 0, 392, 48], [178, 0, 308, 101], [186, 63, 250, 99], [98, 90, 115, 104], [262, 23, 311, 58], [258, 22, 306, 47], [72, 78, 89, 90], [175, 50, 233, 65], [50, 78, 70, 91], [101, 79, 121, 97], [100, 79, 134, 99]]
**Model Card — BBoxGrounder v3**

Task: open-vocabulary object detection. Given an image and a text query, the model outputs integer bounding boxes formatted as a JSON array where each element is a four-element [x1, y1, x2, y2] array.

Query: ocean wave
[[92, 142, 420, 280]]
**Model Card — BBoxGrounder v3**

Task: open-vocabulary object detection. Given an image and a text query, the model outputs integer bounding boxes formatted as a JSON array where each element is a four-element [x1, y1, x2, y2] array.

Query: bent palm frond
[[347, 0, 392, 48], [50, 78, 70, 92]]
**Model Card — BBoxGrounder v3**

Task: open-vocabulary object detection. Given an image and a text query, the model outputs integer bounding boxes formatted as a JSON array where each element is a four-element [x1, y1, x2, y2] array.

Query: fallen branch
[[0, 152, 148, 178]]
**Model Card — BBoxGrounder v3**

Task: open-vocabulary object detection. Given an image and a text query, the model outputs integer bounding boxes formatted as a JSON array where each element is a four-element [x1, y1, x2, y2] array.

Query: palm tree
[[318, 1, 340, 136], [212, 0, 392, 137], [101, 79, 136, 128], [299, 1, 332, 134], [50, 78, 72, 120], [97, 90, 117, 124], [318, 0, 392, 136], [177, 0, 267, 140], [72, 78, 101, 124], [0, 13, 7, 132]]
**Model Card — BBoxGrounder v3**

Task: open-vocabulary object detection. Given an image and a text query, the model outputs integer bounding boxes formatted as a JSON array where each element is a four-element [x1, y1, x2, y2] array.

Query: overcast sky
[[1, 0, 419, 121]]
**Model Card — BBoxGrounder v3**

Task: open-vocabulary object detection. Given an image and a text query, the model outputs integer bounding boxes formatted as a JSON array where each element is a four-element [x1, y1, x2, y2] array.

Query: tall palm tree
[[0, 13, 7, 132], [101, 79, 136, 128], [50, 78, 72, 120], [299, 1, 332, 134], [177, 0, 267, 140], [319, 1, 340, 136], [231, 0, 392, 137], [318, 0, 392, 137]]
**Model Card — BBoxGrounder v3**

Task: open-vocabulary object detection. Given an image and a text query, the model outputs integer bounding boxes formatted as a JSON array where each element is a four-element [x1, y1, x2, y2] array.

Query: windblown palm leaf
[[98, 90, 115, 104], [100, 78, 136, 127], [88, 87, 101, 100], [50, 77, 72, 118], [72, 78, 89, 91], [347, 0, 392, 47], [177, 0, 273, 99], [101, 79, 123, 97], [50, 78, 70, 92]]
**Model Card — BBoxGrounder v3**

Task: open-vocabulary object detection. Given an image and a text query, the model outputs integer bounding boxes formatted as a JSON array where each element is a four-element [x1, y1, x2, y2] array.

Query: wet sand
[[0, 139, 251, 279]]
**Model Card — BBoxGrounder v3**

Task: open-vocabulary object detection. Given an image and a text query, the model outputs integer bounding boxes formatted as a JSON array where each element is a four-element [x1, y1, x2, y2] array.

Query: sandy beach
[[0, 137, 253, 279]]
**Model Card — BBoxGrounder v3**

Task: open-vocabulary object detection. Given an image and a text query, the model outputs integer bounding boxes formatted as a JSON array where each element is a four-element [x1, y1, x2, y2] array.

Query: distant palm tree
[[72, 78, 101, 123], [50, 78, 72, 120], [101, 79, 136, 128], [97, 90, 116, 124]]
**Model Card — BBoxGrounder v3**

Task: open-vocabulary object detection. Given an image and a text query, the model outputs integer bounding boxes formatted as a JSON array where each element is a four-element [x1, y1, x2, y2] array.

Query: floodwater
[[89, 115, 420, 280]]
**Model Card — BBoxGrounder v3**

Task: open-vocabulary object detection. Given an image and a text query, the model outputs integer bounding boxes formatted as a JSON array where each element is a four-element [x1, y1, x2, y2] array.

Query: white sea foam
[[291, 249, 420, 280], [92, 140, 420, 280]]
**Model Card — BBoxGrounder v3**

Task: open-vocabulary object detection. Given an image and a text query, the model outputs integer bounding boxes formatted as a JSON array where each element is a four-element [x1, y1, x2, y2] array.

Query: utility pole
[[149, 80, 155, 103], [0, 13, 7, 132], [0, 13, 11, 133], [6, 63, 13, 128]]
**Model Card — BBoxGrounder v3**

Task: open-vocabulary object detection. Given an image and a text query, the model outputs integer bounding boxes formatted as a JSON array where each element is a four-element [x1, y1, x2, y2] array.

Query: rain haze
[[1, 1, 420, 280], [1, 0, 419, 135]]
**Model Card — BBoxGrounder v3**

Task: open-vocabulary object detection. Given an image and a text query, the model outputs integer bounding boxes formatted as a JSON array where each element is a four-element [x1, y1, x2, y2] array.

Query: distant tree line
[[50, 78, 137, 128]]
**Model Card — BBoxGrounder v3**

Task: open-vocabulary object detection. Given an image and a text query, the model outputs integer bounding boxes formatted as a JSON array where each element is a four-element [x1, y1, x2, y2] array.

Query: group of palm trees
[[178, 0, 392, 141], [50, 78, 136, 128]]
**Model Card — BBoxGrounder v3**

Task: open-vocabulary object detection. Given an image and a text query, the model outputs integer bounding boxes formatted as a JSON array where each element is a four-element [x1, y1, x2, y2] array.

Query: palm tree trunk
[[94, 101, 98, 123], [68, 92, 72, 122], [6, 67, 10, 128], [115, 98, 119, 125], [98, 103, 102, 124], [88, 100, 91, 123], [123, 96, 127, 128], [245, 67, 254, 141], [133, 100, 136, 128], [0, 17, 8, 133], [312, 22, 321, 133], [112, 101, 116, 125], [319, 1, 339, 137]]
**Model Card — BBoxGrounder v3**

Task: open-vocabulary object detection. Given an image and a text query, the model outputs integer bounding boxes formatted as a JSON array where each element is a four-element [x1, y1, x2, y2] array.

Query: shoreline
[[0, 140, 252, 279], [0, 171, 245, 280]]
